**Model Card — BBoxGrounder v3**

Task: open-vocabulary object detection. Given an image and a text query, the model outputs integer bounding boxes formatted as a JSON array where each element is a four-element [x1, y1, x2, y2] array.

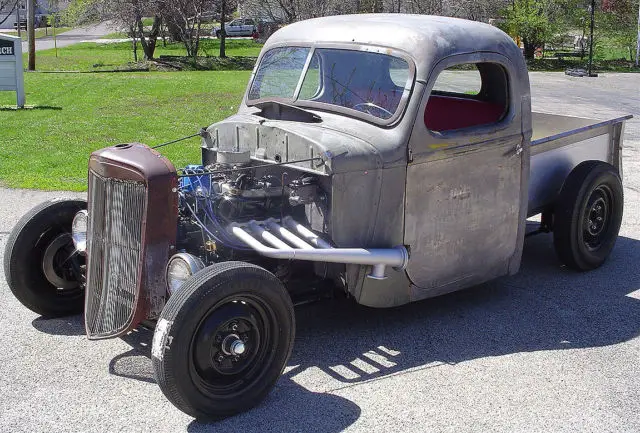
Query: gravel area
[[0, 71, 638, 433]]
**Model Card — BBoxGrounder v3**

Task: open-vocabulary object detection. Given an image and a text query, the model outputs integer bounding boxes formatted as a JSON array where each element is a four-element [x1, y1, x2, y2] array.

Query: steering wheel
[[352, 102, 393, 118]]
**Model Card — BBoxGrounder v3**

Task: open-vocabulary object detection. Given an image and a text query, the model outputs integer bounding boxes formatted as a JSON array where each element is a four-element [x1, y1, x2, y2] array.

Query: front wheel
[[553, 161, 623, 271], [152, 262, 295, 420], [3, 198, 87, 316]]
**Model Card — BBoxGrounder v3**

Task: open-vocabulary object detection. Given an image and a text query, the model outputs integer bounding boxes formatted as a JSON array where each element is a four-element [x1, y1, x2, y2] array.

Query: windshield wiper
[[254, 100, 322, 123]]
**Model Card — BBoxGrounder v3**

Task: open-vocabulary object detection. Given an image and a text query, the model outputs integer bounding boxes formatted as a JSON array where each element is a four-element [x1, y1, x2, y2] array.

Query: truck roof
[[265, 14, 523, 82]]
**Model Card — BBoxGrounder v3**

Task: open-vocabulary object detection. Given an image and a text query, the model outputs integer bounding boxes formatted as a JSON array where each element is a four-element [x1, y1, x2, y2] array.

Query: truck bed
[[528, 112, 631, 216]]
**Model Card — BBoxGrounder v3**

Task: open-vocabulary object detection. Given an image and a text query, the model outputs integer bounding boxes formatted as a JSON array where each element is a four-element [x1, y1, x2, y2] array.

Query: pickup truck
[[4, 14, 632, 420], [213, 18, 257, 38]]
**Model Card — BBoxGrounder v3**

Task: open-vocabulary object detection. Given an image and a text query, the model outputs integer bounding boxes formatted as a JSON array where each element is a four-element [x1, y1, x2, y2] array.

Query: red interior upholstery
[[424, 95, 505, 132]]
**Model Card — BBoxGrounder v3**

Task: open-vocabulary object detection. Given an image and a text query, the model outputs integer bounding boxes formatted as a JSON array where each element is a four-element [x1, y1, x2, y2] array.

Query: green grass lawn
[[28, 39, 262, 72], [1, 27, 72, 40], [0, 71, 251, 191]]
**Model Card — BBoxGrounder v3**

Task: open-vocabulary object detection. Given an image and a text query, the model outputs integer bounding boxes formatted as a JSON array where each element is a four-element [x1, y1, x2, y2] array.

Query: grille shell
[[85, 173, 147, 338], [84, 143, 178, 340]]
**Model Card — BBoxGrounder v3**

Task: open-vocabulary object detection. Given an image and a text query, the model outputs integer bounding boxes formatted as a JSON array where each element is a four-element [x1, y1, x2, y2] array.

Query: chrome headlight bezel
[[71, 210, 88, 253], [166, 253, 206, 295]]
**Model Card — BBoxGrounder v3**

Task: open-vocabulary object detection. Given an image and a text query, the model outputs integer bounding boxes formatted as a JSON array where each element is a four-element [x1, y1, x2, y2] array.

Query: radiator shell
[[85, 143, 178, 340]]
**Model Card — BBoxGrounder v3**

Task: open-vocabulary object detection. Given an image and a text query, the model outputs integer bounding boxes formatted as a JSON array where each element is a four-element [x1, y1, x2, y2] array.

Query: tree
[[64, 0, 162, 60], [501, 0, 555, 59], [600, 0, 640, 61], [159, 0, 212, 58], [219, 0, 226, 57], [109, 0, 162, 60], [448, 0, 509, 21]]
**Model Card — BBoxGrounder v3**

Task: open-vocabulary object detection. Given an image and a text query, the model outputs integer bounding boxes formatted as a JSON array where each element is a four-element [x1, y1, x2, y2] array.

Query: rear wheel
[[553, 161, 623, 271], [3, 199, 87, 316], [152, 262, 295, 420]]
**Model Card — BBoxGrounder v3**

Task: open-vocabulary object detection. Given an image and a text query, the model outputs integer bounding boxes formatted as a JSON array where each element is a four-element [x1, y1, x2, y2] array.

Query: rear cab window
[[425, 63, 509, 133]]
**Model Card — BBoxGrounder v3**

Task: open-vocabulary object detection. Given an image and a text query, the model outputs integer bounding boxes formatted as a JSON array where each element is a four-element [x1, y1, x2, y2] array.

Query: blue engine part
[[180, 165, 211, 194]]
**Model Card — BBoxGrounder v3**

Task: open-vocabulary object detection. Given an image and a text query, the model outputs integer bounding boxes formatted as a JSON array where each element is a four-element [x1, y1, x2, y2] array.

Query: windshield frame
[[245, 42, 417, 126]]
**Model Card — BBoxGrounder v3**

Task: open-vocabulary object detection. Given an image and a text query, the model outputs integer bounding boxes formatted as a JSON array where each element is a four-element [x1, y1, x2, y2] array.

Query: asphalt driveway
[[0, 72, 639, 432], [13, 21, 117, 52]]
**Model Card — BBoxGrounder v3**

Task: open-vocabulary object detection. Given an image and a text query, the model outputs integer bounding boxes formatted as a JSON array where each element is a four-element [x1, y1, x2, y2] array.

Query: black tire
[[152, 261, 295, 420], [3, 198, 87, 316], [553, 161, 623, 271], [215, 30, 221, 38]]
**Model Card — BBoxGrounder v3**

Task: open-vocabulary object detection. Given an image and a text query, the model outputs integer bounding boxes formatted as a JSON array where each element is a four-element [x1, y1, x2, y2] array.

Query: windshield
[[247, 47, 413, 121]]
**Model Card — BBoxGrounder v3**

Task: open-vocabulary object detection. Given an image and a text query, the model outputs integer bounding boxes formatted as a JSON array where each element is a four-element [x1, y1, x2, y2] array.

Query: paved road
[[0, 72, 639, 433], [11, 21, 117, 52]]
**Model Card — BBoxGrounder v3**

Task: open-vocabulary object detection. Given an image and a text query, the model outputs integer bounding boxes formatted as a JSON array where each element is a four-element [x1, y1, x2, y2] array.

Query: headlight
[[71, 210, 88, 253], [166, 253, 205, 295]]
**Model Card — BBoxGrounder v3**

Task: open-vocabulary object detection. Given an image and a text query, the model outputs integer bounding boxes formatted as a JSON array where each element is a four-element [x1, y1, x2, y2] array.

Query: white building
[[0, 0, 63, 30]]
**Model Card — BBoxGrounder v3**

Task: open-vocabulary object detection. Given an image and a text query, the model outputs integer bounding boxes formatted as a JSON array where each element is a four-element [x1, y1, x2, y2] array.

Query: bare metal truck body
[[4, 14, 631, 420]]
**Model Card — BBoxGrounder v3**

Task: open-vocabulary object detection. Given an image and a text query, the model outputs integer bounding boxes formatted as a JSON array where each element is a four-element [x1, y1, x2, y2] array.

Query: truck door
[[404, 56, 528, 297], [227, 20, 241, 36], [243, 19, 256, 36]]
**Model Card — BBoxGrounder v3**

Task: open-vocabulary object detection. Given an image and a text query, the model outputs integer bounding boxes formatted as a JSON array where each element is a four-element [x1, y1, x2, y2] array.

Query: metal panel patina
[[84, 144, 178, 339]]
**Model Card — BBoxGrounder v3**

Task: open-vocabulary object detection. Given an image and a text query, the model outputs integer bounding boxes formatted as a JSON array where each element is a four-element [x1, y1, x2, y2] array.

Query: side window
[[424, 63, 509, 133], [244, 19, 255, 26]]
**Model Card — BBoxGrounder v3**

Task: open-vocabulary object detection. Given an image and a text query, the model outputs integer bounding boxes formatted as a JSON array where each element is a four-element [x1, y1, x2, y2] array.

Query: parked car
[[5, 14, 632, 421], [212, 18, 256, 38]]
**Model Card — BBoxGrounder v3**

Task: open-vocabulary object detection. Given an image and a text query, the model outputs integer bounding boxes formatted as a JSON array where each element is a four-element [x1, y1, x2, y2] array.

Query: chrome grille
[[85, 170, 147, 339]]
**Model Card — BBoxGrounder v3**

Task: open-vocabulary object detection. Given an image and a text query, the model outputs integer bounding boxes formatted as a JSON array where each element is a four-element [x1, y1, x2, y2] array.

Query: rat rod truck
[[4, 15, 632, 419]]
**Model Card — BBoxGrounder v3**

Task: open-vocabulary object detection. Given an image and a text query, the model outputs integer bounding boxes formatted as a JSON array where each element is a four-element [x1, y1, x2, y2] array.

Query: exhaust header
[[230, 217, 408, 280]]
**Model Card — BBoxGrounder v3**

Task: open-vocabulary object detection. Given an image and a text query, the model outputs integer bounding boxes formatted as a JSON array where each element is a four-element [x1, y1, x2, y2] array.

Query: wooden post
[[16, 0, 21, 38], [27, 0, 35, 71], [53, 13, 57, 57]]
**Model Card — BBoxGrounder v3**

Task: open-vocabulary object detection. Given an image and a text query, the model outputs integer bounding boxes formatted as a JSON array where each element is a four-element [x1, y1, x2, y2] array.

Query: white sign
[[0, 34, 25, 108]]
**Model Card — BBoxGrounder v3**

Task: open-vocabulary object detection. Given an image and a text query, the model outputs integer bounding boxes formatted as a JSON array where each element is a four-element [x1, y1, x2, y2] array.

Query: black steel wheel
[[553, 161, 623, 271], [152, 262, 295, 420], [3, 199, 87, 316]]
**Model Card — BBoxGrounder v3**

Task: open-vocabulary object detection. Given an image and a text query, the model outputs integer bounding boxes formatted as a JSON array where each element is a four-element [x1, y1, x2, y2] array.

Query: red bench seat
[[424, 95, 505, 132]]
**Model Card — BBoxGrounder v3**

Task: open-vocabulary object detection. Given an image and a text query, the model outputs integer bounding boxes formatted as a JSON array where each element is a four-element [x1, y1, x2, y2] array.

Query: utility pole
[[587, 0, 596, 77], [53, 12, 58, 58], [16, 0, 21, 38], [27, 0, 35, 70]]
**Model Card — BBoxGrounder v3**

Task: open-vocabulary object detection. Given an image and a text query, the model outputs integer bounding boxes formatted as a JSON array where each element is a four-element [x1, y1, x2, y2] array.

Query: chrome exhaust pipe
[[282, 216, 333, 249], [230, 218, 408, 279]]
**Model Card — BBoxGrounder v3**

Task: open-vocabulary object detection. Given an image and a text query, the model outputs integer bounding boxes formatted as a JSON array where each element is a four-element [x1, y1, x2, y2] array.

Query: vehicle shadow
[[107, 233, 640, 431], [31, 314, 84, 336], [110, 327, 362, 433], [287, 233, 640, 387]]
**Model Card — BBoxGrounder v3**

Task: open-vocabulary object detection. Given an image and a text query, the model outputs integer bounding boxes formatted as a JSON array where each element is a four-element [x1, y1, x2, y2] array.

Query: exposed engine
[[175, 150, 321, 265]]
